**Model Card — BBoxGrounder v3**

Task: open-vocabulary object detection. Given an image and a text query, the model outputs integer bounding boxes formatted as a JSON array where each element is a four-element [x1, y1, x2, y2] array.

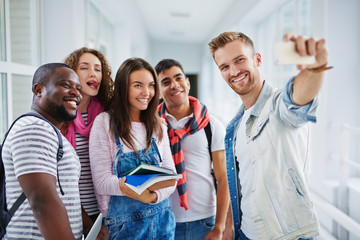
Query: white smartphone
[[273, 42, 315, 65]]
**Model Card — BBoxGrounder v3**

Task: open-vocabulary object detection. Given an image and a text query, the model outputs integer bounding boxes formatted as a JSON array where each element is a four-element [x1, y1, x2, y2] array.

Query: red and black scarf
[[158, 96, 210, 210]]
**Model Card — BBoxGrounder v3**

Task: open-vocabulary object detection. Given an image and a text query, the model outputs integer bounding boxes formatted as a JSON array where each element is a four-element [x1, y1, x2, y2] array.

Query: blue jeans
[[240, 230, 315, 240], [175, 216, 215, 240]]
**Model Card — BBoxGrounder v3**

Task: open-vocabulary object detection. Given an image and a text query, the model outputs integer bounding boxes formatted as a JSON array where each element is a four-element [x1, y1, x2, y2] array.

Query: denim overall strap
[[113, 135, 123, 176], [113, 136, 163, 177], [150, 136, 162, 163], [105, 135, 175, 240]]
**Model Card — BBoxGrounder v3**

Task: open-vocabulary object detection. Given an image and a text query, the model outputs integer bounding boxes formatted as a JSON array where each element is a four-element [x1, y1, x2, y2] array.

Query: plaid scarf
[[158, 96, 210, 210]]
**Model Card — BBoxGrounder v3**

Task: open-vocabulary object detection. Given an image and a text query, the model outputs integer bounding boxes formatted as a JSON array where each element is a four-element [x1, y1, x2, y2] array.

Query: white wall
[[92, 0, 151, 71], [310, 0, 360, 185], [149, 41, 202, 74], [43, 0, 151, 73], [42, 0, 86, 63], [310, 0, 360, 238]]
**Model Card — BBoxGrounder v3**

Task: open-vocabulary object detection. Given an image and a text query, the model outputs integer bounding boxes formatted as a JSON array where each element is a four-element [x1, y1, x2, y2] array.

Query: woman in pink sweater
[[61, 48, 113, 238]]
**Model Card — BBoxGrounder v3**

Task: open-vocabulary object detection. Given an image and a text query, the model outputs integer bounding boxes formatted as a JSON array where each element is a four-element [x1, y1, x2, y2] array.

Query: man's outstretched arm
[[283, 33, 330, 106]]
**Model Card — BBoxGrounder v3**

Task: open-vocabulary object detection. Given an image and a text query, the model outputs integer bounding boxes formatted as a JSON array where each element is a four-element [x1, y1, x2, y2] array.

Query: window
[[11, 74, 32, 118], [0, 0, 6, 61], [0, 0, 41, 140], [0, 73, 8, 139], [86, 1, 113, 61], [9, 0, 41, 66], [255, 0, 312, 87]]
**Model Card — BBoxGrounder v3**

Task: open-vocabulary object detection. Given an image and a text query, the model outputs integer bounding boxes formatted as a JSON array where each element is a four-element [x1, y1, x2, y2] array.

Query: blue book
[[124, 173, 182, 195]]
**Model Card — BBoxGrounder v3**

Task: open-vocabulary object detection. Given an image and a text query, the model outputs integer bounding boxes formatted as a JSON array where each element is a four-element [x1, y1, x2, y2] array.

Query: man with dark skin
[[3, 63, 83, 239]]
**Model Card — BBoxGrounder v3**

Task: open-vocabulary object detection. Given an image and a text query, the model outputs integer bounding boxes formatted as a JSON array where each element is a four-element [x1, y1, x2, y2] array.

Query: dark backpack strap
[[6, 193, 26, 217], [15, 112, 64, 195], [204, 122, 217, 191], [204, 123, 212, 160], [1, 112, 64, 214]]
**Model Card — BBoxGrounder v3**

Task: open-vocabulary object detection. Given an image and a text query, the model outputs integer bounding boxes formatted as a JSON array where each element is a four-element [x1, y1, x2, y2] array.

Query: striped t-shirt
[[2, 116, 82, 239], [76, 113, 100, 217]]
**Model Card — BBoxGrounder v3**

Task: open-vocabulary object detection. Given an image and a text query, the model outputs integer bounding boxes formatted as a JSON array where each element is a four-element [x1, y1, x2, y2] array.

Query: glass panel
[[299, 0, 312, 35], [9, 0, 40, 66], [0, 73, 8, 141], [256, 0, 312, 88], [99, 16, 112, 57], [0, 0, 6, 61], [86, 1, 113, 60], [11, 74, 32, 119], [280, 1, 295, 35], [87, 2, 99, 46]]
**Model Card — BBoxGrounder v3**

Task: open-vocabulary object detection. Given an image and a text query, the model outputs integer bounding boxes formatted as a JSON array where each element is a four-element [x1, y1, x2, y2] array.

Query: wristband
[[307, 63, 333, 73]]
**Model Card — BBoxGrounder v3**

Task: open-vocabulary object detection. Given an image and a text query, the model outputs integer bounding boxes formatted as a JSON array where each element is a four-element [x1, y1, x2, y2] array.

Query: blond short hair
[[208, 32, 255, 57]]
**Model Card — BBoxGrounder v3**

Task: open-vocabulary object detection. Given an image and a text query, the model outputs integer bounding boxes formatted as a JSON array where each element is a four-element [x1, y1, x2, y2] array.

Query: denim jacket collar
[[249, 80, 274, 118]]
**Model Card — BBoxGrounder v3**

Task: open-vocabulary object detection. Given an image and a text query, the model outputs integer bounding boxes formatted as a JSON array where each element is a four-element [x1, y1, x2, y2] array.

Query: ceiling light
[[170, 31, 184, 36], [170, 12, 190, 18]]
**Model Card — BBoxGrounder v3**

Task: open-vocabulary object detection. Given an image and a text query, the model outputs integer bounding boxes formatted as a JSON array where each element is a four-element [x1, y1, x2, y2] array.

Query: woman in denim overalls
[[89, 58, 176, 240]]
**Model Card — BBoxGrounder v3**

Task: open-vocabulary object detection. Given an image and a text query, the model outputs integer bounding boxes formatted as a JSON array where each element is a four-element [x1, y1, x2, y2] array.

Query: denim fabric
[[240, 230, 250, 240], [174, 216, 215, 240], [105, 137, 175, 240], [226, 78, 320, 240]]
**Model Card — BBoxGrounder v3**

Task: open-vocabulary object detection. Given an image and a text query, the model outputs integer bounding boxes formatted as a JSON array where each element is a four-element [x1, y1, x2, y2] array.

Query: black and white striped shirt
[[76, 113, 100, 217], [2, 116, 82, 239]]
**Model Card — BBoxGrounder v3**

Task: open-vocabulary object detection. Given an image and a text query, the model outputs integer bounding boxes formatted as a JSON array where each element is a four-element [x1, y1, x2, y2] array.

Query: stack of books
[[124, 162, 182, 195]]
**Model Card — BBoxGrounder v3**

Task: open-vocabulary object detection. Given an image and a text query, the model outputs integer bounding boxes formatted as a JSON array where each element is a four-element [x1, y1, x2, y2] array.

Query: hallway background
[[1, 0, 359, 239]]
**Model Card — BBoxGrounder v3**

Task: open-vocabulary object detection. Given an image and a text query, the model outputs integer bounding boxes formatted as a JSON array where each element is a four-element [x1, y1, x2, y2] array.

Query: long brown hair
[[110, 58, 163, 152]]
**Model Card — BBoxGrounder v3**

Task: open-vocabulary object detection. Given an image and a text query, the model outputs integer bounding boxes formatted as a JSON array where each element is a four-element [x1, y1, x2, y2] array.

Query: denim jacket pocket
[[288, 168, 309, 200], [248, 116, 269, 142], [248, 93, 273, 142]]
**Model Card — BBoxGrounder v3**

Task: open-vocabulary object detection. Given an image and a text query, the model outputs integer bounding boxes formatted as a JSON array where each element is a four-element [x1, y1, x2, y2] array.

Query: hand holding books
[[119, 177, 158, 203], [119, 163, 182, 201]]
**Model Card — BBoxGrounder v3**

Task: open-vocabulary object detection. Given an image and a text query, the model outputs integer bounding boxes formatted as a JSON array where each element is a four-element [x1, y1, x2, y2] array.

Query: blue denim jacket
[[226, 78, 320, 240]]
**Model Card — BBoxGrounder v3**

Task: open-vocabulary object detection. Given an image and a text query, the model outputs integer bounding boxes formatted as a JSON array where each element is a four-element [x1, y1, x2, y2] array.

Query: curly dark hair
[[64, 47, 114, 108]]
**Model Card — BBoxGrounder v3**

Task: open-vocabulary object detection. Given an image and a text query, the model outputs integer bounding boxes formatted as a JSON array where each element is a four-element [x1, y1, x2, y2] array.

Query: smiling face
[[75, 52, 102, 99], [158, 66, 190, 109], [128, 69, 155, 121], [41, 67, 82, 122], [214, 39, 262, 97]]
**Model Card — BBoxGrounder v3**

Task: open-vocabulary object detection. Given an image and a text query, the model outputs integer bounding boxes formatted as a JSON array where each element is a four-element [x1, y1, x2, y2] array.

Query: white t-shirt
[[3, 116, 82, 239], [234, 106, 258, 239], [165, 112, 225, 223]]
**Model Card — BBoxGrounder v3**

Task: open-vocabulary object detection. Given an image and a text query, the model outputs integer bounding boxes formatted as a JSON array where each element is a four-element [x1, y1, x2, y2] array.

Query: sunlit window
[[0, 0, 6, 61], [11, 74, 32, 119], [256, 0, 312, 87], [0, 0, 41, 140], [86, 1, 113, 60], [0, 73, 8, 140], [10, 0, 41, 66]]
